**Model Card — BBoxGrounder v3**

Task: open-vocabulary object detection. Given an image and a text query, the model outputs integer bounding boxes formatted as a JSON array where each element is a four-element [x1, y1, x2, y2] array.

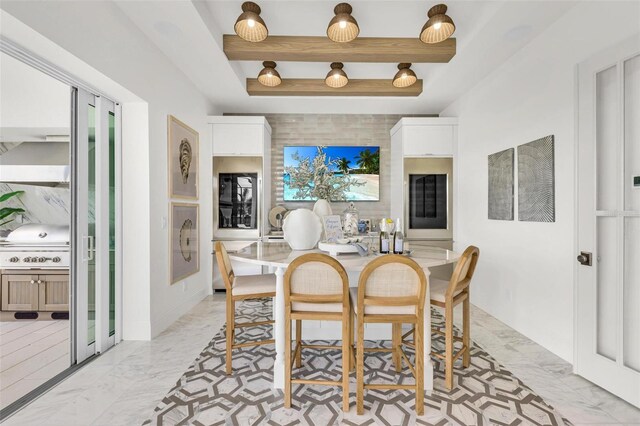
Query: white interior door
[[577, 35, 640, 408], [73, 88, 119, 363]]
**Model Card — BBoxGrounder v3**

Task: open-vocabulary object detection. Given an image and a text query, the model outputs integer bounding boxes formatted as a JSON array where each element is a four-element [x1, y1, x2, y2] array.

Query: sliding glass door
[[73, 89, 119, 362]]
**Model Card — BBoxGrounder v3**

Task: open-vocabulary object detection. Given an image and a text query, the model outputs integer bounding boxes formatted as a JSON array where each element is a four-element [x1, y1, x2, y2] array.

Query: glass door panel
[[74, 90, 118, 362], [88, 104, 96, 346], [109, 111, 116, 337]]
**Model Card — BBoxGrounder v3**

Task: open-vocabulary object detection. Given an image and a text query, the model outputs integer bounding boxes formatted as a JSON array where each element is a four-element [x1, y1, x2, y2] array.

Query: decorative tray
[[317, 241, 360, 256]]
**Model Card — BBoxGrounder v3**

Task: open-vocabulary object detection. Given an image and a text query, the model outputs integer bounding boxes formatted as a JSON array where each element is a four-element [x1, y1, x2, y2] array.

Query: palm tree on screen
[[355, 149, 379, 174], [337, 157, 351, 174]]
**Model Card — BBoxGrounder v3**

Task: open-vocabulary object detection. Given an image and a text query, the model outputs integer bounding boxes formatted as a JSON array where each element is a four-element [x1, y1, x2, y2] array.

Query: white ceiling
[[0, 52, 70, 142], [116, 0, 577, 115]]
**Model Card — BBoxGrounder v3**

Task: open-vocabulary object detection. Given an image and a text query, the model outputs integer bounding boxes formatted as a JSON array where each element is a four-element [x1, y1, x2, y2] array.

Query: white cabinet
[[209, 116, 271, 157], [209, 116, 272, 240], [390, 117, 458, 242], [402, 125, 454, 157], [391, 117, 457, 157]]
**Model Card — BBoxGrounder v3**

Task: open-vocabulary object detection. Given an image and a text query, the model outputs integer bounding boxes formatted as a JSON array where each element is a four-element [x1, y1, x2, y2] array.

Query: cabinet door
[[39, 275, 70, 311], [1, 274, 39, 311], [212, 124, 263, 156], [403, 125, 454, 157]]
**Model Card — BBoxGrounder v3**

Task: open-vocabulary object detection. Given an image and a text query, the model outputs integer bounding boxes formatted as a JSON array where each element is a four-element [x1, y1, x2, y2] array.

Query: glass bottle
[[393, 217, 404, 254], [379, 229, 390, 254]]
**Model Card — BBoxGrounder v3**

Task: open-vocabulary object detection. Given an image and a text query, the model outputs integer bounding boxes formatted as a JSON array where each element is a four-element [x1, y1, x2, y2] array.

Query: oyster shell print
[[179, 218, 193, 262], [179, 138, 192, 184]]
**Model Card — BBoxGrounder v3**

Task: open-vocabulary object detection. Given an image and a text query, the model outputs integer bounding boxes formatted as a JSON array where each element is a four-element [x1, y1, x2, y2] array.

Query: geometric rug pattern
[[144, 299, 571, 426]]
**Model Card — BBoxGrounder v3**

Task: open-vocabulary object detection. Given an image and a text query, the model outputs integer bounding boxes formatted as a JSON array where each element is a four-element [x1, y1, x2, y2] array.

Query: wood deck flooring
[[0, 320, 70, 409]]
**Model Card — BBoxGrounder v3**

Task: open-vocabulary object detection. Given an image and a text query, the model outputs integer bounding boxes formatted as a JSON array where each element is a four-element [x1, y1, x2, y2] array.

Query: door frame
[[0, 38, 123, 362], [0, 36, 123, 417], [574, 34, 640, 407]]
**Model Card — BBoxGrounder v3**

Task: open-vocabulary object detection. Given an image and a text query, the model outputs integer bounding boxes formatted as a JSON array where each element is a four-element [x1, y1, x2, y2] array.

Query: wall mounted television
[[283, 145, 380, 201]]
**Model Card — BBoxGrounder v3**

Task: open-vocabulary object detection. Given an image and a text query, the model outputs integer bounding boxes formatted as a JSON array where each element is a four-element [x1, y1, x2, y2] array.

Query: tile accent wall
[[0, 143, 70, 232], [261, 114, 427, 223]]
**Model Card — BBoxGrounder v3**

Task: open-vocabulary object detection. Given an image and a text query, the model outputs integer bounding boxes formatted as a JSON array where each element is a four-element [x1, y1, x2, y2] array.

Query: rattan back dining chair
[[429, 245, 480, 389], [283, 253, 353, 412], [351, 254, 428, 415], [215, 241, 276, 375]]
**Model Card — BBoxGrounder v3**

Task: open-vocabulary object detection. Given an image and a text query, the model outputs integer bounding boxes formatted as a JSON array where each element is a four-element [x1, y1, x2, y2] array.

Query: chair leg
[[226, 297, 234, 375], [445, 302, 454, 390], [342, 313, 350, 412], [356, 316, 365, 415], [284, 313, 292, 408], [462, 294, 471, 368], [415, 319, 424, 416], [295, 319, 302, 368], [392, 323, 402, 373], [349, 306, 355, 371]]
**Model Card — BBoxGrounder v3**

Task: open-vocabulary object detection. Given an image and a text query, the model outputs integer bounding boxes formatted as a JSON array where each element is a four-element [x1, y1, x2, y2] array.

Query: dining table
[[228, 241, 461, 392]]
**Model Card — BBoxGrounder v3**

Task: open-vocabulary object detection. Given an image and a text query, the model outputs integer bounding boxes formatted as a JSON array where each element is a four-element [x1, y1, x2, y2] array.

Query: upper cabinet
[[209, 116, 272, 157], [390, 117, 457, 157], [389, 117, 458, 232]]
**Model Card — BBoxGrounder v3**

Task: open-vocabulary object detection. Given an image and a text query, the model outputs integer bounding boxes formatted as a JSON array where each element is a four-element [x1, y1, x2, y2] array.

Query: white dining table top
[[227, 241, 461, 271]]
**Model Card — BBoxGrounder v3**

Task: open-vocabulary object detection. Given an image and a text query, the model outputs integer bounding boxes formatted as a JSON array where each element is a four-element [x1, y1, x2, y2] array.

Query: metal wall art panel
[[517, 135, 555, 222], [488, 148, 514, 220]]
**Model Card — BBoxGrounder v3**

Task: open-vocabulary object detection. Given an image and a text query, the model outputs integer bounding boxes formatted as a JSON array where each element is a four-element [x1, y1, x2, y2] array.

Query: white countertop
[[227, 241, 460, 271]]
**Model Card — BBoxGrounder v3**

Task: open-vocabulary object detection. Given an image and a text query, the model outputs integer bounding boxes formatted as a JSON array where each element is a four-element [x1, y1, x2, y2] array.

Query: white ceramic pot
[[283, 209, 322, 250], [312, 199, 333, 218]]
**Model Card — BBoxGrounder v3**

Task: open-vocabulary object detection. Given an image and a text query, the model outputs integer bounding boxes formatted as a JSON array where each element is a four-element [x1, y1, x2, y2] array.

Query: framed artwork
[[518, 135, 555, 222], [168, 115, 199, 199], [170, 202, 199, 284], [488, 148, 514, 220]]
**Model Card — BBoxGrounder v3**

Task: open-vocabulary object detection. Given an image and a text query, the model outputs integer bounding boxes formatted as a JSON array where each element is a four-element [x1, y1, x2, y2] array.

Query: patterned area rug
[[144, 299, 571, 425]]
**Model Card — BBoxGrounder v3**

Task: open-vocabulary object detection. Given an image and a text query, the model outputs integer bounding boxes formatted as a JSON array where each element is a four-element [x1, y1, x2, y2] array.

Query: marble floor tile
[[2, 295, 639, 426]]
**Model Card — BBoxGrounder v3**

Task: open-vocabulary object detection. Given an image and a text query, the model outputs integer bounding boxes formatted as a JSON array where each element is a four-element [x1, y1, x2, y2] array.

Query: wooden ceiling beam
[[246, 79, 423, 97], [225, 35, 455, 63]]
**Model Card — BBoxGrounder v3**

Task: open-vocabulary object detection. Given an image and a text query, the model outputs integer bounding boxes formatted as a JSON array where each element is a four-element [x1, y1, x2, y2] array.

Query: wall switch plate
[[161, 216, 167, 229]]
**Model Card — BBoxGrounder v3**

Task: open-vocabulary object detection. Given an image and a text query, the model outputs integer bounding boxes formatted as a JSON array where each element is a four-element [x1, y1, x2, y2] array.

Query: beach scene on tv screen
[[283, 145, 380, 201]]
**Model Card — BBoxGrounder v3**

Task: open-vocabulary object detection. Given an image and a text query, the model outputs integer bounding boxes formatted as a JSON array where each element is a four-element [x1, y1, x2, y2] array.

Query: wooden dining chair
[[429, 245, 480, 390], [351, 254, 428, 415], [215, 241, 276, 375], [283, 253, 352, 412]]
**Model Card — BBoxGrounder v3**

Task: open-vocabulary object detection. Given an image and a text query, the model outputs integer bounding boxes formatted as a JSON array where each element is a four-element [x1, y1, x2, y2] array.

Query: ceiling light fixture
[[327, 3, 359, 43], [392, 63, 417, 88], [420, 4, 455, 44], [234, 1, 268, 42], [257, 61, 282, 87], [325, 62, 349, 88]]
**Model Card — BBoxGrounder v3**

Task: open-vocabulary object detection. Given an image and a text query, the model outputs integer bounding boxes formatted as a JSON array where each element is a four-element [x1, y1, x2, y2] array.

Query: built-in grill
[[0, 224, 70, 270]]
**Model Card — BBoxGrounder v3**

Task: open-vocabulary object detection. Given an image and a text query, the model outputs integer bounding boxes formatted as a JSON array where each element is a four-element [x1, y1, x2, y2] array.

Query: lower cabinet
[[39, 275, 70, 311], [1, 272, 69, 312], [1, 274, 39, 311]]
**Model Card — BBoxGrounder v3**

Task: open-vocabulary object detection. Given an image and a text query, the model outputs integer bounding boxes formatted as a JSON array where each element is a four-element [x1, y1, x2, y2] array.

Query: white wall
[[1, 2, 218, 339], [442, 2, 640, 362]]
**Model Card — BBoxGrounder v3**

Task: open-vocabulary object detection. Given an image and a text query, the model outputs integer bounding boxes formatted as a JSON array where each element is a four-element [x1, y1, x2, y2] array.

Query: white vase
[[283, 209, 322, 250], [312, 199, 333, 218]]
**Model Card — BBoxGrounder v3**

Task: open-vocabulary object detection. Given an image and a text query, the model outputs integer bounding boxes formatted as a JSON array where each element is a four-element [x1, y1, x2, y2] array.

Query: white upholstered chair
[[215, 241, 276, 375], [429, 245, 480, 390], [283, 253, 352, 412], [351, 254, 428, 415]]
